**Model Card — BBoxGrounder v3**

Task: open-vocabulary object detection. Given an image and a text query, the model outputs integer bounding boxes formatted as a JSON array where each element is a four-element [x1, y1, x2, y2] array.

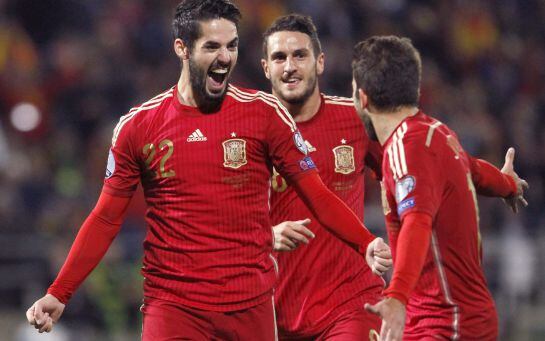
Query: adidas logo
[[187, 129, 207, 142]]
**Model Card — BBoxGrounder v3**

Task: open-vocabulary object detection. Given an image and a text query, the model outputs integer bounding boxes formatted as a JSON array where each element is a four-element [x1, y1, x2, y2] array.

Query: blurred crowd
[[0, 0, 544, 340]]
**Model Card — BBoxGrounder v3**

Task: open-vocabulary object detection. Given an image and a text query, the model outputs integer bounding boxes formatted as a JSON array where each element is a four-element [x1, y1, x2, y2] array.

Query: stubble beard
[[277, 69, 318, 106], [189, 57, 228, 113], [353, 90, 379, 142]]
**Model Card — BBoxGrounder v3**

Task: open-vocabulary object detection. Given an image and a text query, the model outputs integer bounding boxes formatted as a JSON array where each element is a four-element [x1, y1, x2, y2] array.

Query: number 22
[[143, 139, 176, 178]]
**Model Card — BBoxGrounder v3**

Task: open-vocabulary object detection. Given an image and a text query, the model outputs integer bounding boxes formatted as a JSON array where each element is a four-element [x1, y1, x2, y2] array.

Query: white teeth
[[211, 69, 228, 74]]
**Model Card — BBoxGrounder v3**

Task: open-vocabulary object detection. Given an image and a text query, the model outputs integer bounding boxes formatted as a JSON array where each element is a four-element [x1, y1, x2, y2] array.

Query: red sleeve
[[47, 190, 131, 304], [388, 135, 443, 220], [384, 212, 432, 305], [291, 172, 376, 253], [265, 96, 317, 180], [469, 157, 516, 197], [103, 115, 141, 197]]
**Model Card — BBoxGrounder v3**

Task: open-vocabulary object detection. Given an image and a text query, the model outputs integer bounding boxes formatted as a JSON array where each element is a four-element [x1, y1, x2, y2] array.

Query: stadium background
[[0, 0, 544, 340]]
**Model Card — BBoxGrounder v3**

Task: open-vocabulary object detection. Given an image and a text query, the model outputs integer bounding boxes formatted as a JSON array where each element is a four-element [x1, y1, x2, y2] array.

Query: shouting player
[[261, 14, 389, 340], [352, 36, 528, 340], [24, 1, 391, 340]]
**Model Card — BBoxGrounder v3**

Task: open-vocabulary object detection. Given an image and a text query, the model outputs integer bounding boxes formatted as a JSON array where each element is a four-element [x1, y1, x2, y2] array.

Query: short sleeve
[[265, 102, 317, 182], [386, 134, 443, 221], [103, 116, 141, 197]]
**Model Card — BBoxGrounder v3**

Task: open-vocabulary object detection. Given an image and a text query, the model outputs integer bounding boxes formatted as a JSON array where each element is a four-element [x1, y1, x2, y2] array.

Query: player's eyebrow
[[202, 41, 222, 49], [270, 51, 287, 60], [202, 37, 239, 49], [292, 48, 309, 56], [227, 37, 239, 46]]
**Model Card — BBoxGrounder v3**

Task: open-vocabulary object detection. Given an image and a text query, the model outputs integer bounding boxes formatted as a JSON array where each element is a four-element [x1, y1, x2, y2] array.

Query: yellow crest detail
[[223, 138, 247, 169], [333, 145, 355, 174]]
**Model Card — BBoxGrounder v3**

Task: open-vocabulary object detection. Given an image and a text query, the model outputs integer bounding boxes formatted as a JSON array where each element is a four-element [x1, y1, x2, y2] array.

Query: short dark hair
[[172, 0, 241, 49], [262, 14, 322, 58], [352, 36, 421, 112]]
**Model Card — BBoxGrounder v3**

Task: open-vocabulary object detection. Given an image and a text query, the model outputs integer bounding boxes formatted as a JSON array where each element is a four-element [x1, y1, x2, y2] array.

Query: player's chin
[[280, 90, 306, 104]]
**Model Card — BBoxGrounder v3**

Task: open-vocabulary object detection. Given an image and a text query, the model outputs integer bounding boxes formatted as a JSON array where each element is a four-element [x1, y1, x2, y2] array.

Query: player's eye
[[294, 50, 308, 59], [271, 53, 286, 61], [203, 42, 221, 51], [227, 39, 239, 51]]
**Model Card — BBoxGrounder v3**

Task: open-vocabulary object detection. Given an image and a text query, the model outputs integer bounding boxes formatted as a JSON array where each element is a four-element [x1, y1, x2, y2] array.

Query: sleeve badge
[[105, 149, 116, 178], [395, 175, 416, 203], [293, 130, 309, 155]]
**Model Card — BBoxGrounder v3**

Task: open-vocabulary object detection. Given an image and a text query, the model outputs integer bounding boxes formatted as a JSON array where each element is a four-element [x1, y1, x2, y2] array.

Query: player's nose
[[284, 56, 297, 73], [217, 47, 231, 64]]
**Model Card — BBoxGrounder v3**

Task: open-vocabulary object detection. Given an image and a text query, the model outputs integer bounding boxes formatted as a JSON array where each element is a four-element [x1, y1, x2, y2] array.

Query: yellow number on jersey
[[271, 167, 288, 193], [142, 139, 176, 178]]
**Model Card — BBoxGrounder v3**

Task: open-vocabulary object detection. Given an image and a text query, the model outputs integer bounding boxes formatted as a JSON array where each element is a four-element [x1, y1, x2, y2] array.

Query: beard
[[353, 89, 378, 142], [275, 69, 318, 105], [189, 57, 229, 113]]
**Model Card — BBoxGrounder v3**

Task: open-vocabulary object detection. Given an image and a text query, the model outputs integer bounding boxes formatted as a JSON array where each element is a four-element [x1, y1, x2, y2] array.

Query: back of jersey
[[381, 112, 497, 340]]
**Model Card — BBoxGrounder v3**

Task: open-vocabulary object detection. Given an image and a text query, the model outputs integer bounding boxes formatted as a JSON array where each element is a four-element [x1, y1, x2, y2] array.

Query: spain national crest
[[223, 138, 247, 169], [333, 145, 355, 174]]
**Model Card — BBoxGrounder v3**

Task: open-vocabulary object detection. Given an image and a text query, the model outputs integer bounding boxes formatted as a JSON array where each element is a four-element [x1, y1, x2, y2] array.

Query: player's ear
[[174, 38, 190, 60], [261, 58, 271, 79], [358, 88, 369, 109], [316, 52, 325, 76]]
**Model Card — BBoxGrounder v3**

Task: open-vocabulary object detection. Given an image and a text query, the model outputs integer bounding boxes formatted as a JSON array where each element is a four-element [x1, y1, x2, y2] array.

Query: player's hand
[[273, 219, 314, 251], [365, 297, 406, 341], [365, 237, 393, 276], [501, 147, 529, 213], [26, 294, 65, 333]]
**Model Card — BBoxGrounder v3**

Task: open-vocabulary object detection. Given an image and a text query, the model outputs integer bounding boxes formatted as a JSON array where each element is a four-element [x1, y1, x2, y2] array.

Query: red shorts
[[280, 306, 381, 341], [141, 296, 277, 341]]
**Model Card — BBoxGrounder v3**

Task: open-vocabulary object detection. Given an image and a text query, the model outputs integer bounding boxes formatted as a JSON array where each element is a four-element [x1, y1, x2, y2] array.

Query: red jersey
[[270, 95, 384, 337], [381, 112, 498, 340], [103, 84, 316, 312]]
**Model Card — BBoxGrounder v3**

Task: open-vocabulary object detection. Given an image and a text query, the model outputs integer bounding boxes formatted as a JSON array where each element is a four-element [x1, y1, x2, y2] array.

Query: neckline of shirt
[[384, 110, 423, 147], [172, 85, 232, 117], [292, 94, 326, 128]]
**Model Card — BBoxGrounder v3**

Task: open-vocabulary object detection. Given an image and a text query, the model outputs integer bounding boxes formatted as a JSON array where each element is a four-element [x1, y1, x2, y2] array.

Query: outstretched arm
[[26, 189, 131, 333], [470, 147, 529, 213], [290, 172, 392, 275]]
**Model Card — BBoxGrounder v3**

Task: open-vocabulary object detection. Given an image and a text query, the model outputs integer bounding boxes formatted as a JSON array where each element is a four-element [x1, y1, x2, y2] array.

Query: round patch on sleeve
[[395, 175, 415, 203], [105, 149, 115, 178], [293, 130, 308, 155]]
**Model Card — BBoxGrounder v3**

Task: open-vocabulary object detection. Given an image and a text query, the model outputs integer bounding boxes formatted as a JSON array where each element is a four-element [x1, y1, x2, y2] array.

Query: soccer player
[[352, 36, 529, 340], [261, 14, 389, 340], [25, 1, 389, 339]]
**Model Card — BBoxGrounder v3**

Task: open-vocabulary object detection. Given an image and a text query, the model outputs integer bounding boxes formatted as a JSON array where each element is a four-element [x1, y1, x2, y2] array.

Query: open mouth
[[207, 67, 229, 92], [282, 77, 302, 88]]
